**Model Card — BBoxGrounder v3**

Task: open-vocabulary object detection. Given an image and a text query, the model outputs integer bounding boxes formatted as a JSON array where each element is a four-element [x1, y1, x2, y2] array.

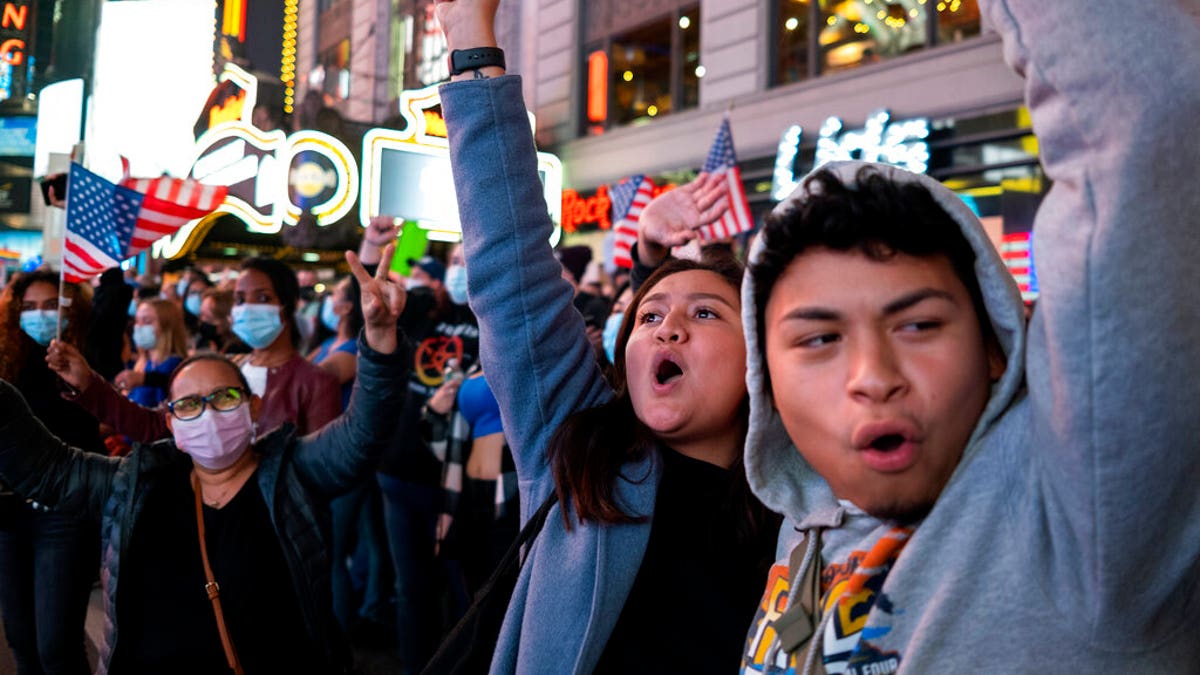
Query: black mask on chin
[[198, 321, 221, 344]]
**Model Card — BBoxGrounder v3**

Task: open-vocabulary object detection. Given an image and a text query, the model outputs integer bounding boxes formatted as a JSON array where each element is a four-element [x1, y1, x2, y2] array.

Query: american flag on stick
[[698, 114, 754, 240], [609, 174, 655, 269], [62, 161, 226, 283]]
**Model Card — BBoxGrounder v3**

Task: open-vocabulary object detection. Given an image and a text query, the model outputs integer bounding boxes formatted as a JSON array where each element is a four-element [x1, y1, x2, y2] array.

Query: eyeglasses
[[166, 387, 248, 421]]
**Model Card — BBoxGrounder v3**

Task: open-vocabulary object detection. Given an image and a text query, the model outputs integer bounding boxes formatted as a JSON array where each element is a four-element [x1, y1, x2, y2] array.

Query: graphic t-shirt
[[741, 506, 913, 675], [379, 291, 479, 484]]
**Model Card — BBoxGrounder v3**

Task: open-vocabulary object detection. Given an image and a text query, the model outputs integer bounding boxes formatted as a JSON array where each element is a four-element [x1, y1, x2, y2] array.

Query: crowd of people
[[0, 0, 1197, 673]]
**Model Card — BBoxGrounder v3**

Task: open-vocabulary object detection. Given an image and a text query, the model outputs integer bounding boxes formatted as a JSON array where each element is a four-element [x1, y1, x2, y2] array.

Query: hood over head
[[741, 160, 1027, 522]]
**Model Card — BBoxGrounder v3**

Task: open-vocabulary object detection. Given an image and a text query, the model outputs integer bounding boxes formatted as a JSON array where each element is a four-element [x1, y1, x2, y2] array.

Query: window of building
[[582, 5, 701, 136], [772, 0, 982, 87], [317, 39, 351, 101]]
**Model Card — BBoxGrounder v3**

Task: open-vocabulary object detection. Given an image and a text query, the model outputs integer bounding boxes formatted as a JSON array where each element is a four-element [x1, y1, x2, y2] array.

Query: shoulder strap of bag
[[192, 472, 245, 675], [771, 530, 826, 674]]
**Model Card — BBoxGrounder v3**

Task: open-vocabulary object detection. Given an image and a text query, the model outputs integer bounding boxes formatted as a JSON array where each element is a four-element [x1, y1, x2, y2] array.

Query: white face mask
[[172, 405, 256, 471], [444, 264, 468, 305], [404, 277, 427, 291], [132, 324, 158, 351]]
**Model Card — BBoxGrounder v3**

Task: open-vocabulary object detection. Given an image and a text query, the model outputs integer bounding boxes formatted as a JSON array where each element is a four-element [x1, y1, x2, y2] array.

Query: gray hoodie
[[739, 0, 1200, 672]]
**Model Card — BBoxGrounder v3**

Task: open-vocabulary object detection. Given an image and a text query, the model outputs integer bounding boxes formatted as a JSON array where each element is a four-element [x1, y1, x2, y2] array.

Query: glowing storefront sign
[[772, 109, 930, 200], [360, 84, 563, 245], [153, 65, 359, 259]]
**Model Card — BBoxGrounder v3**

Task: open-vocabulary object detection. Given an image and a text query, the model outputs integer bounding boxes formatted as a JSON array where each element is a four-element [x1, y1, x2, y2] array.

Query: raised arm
[[47, 339, 170, 442], [0, 380, 121, 518], [436, 2, 612, 496], [983, 0, 1200, 634]]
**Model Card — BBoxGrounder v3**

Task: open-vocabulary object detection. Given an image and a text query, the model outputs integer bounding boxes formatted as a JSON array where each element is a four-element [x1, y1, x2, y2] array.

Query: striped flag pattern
[[119, 157, 228, 251], [62, 161, 227, 282], [62, 163, 140, 283], [698, 115, 754, 240], [609, 175, 655, 269], [1000, 231, 1039, 302]]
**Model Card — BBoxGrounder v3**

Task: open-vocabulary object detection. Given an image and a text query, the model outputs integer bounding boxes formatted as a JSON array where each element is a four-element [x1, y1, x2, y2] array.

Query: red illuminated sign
[[561, 181, 676, 233], [0, 2, 29, 66]]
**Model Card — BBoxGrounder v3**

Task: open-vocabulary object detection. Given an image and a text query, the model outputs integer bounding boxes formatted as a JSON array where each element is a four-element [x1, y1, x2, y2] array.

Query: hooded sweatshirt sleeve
[[983, 0, 1200, 640], [439, 75, 614, 507]]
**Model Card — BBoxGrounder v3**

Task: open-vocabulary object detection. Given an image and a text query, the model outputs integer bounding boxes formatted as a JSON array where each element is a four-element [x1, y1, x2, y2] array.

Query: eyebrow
[[780, 288, 959, 322], [640, 291, 737, 310]]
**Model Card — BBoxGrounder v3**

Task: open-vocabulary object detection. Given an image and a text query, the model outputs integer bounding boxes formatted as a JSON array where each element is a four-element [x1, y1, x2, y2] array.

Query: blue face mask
[[320, 295, 340, 332], [445, 264, 468, 305], [132, 324, 158, 351], [20, 309, 60, 347], [231, 303, 285, 350], [176, 278, 191, 298], [128, 299, 138, 317], [602, 312, 623, 364], [184, 293, 203, 317]]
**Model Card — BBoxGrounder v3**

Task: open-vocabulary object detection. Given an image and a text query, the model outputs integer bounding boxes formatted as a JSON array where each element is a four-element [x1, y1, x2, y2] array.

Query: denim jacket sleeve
[[983, 0, 1200, 637], [0, 379, 121, 518], [440, 75, 614, 505], [291, 332, 410, 498]]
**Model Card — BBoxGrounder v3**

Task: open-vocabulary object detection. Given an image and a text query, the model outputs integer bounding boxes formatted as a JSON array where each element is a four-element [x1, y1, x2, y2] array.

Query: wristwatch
[[449, 47, 506, 76]]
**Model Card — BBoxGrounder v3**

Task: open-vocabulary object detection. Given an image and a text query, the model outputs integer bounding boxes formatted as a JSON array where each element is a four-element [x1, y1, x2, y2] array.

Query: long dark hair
[[548, 255, 776, 541], [0, 271, 90, 383]]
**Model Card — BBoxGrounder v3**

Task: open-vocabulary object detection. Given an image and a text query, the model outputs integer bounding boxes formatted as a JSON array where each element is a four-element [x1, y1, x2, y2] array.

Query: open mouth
[[869, 433, 906, 452], [654, 357, 684, 386]]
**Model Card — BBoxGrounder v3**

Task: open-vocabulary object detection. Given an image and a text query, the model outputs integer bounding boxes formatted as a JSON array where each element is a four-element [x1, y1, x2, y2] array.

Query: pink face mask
[[172, 405, 256, 471]]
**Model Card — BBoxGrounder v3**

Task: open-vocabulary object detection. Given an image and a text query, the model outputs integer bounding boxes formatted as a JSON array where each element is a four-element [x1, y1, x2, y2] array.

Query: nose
[[653, 311, 687, 343], [846, 333, 907, 403]]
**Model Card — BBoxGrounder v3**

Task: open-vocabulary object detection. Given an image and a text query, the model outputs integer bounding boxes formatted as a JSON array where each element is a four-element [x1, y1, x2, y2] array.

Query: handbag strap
[[192, 472, 246, 675]]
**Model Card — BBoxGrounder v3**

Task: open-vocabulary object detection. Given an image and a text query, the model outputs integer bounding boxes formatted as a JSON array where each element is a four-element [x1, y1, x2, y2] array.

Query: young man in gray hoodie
[[740, 0, 1200, 673]]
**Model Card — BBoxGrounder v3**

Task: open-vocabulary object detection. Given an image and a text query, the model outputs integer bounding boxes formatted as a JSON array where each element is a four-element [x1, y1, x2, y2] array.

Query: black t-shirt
[[594, 447, 779, 674], [110, 465, 325, 674], [379, 291, 479, 483]]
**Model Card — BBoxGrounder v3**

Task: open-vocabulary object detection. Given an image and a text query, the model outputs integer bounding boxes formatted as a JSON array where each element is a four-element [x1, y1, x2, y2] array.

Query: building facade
[[517, 0, 1042, 287]]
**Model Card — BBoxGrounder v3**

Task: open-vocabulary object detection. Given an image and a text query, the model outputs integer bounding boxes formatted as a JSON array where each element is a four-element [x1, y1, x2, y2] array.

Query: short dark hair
[[167, 353, 252, 399], [751, 166, 994, 364], [240, 256, 301, 345]]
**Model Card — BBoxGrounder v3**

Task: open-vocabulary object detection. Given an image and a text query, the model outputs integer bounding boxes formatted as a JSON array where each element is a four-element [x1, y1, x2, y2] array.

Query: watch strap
[[449, 47, 506, 76]]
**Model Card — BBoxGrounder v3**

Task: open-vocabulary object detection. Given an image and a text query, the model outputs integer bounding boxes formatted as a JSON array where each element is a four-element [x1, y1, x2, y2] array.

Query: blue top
[[128, 356, 183, 407], [312, 337, 358, 410], [456, 374, 504, 438]]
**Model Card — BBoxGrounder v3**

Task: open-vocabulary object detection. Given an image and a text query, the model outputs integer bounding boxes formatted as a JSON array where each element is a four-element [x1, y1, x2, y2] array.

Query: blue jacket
[[0, 334, 408, 674], [441, 76, 663, 674]]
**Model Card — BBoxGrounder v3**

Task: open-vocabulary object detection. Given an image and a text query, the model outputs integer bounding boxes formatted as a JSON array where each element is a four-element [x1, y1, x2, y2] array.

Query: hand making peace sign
[[346, 242, 406, 354]]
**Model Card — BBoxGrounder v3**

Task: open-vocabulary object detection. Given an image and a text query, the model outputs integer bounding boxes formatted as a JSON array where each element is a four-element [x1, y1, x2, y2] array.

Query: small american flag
[[119, 157, 228, 251], [62, 161, 227, 283], [1001, 231, 1039, 302], [609, 175, 655, 269], [698, 115, 754, 240], [63, 163, 140, 283]]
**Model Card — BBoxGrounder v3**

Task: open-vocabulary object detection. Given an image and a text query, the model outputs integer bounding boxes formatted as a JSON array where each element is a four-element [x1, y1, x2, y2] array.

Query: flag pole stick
[[56, 167, 72, 343]]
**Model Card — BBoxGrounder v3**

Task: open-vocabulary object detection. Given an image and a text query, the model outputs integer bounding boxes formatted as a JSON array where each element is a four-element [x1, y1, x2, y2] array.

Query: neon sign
[[0, 2, 29, 66], [772, 109, 930, 200], [153, 64, 359, 259], [360, 84, 563, 244]]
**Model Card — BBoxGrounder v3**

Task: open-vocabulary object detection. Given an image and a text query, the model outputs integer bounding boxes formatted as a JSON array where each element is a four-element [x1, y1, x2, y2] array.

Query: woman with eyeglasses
[[0, 271, 100, 675], [47, 257, 343, 448], [0, 248, 409, 674]]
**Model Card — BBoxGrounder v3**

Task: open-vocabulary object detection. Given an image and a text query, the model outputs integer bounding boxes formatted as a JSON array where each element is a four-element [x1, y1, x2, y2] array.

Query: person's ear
[[165, 413, 174, 435]]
